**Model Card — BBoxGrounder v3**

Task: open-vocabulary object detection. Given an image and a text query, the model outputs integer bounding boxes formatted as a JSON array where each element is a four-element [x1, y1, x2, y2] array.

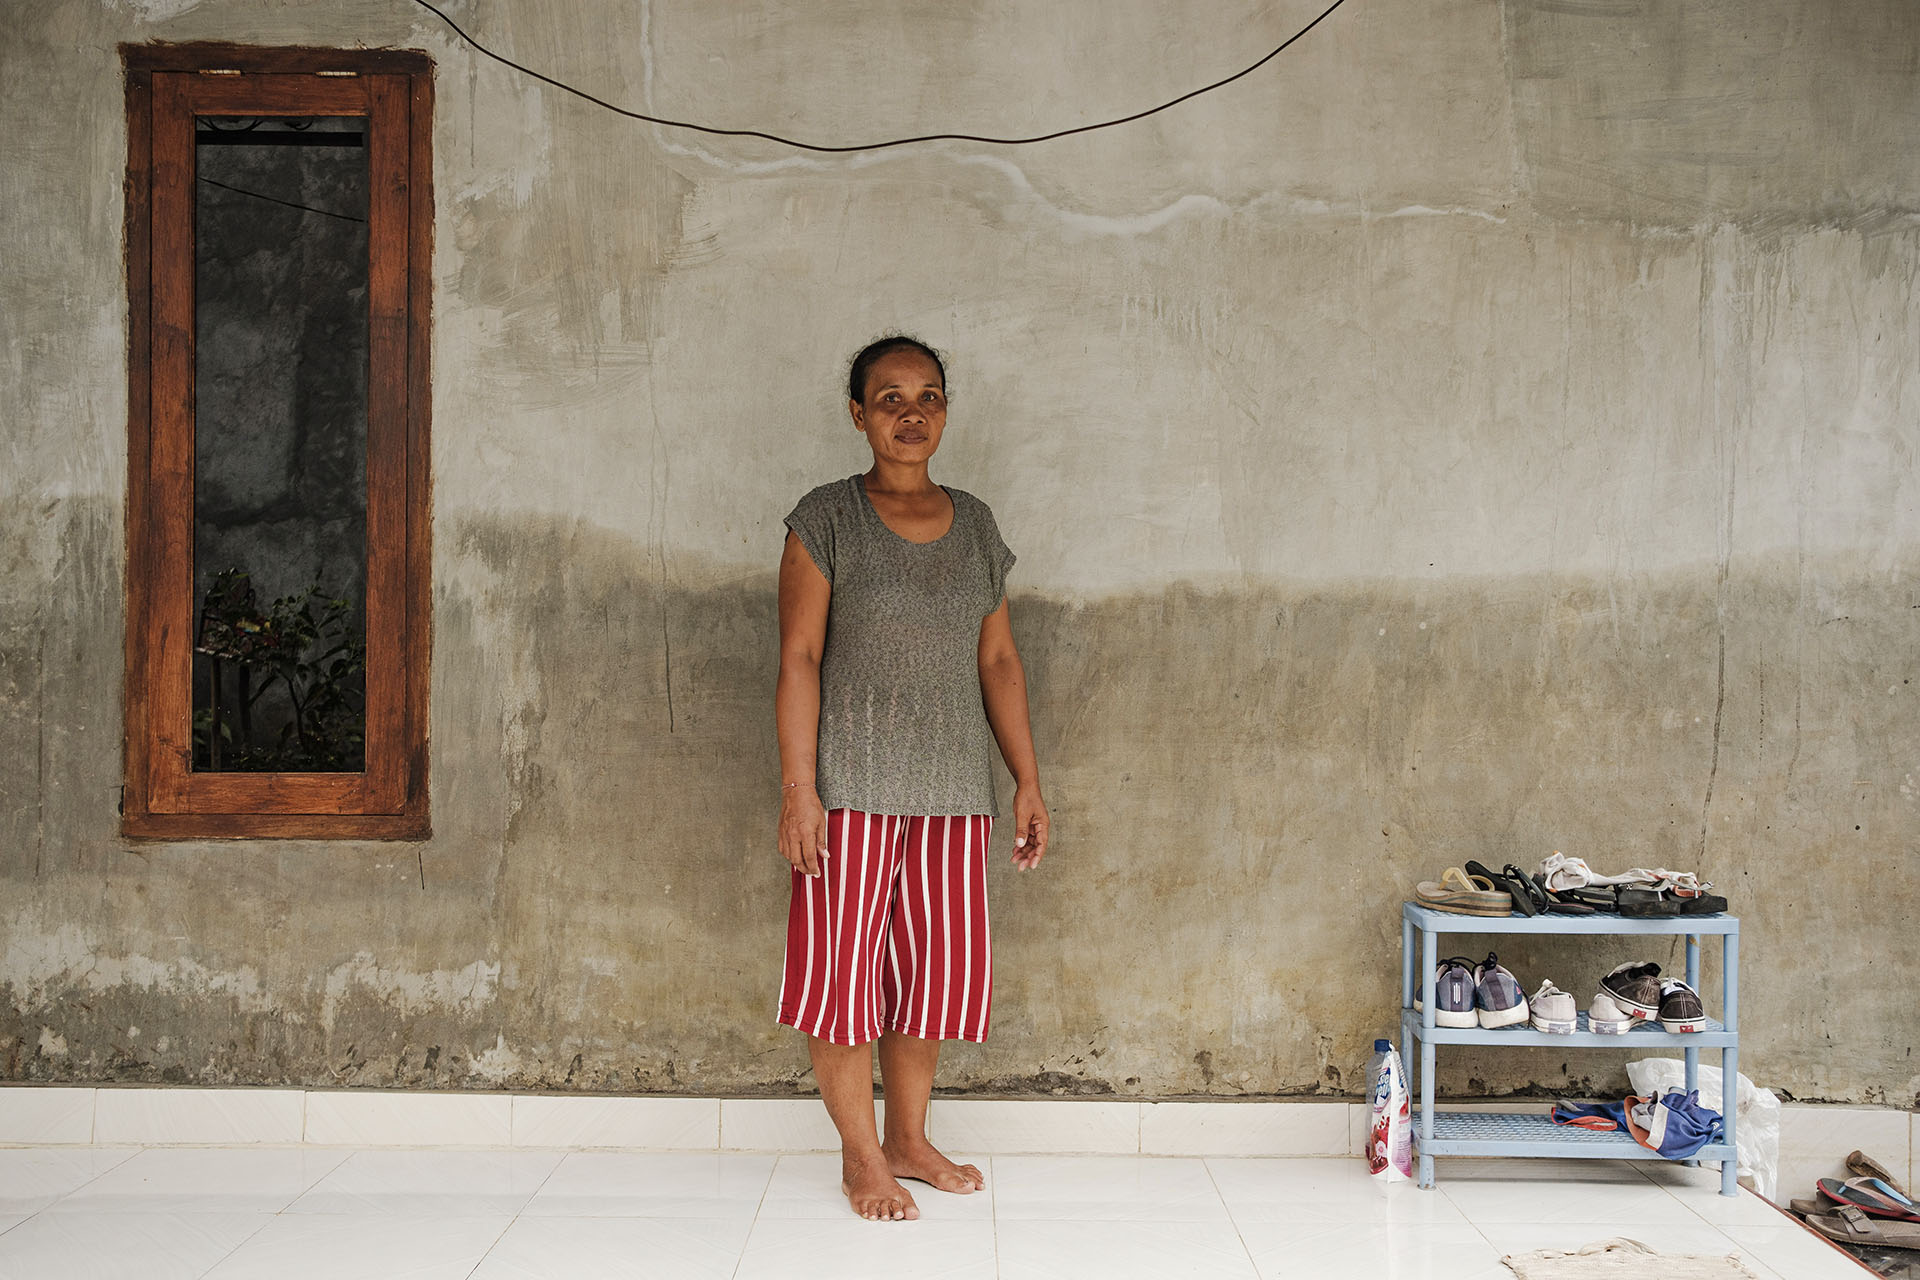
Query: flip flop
[[1804, 1204, 1920, 1251], [1850, 1150, 1907, 1196], [1415, 867, 1513, 917], [1466, 861, 1540, 916], [1536, 874, 1597, 915], [1505, 864, 1554, 915], [1818, 1177, 1920, 1222]]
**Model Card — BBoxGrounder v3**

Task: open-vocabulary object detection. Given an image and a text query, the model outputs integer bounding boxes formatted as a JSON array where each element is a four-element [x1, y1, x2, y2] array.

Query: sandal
[[1805, 1204, 1920, 1251], [1850, 1150, 1907, 1196], [1415, 867, 1514, 917], [1819, 1176, 1920, 1222], [1616, 887, 1687, 918], [1534, 875, 1596, 915], [1466, 861, 1541, 916], [1505, 864, 1553, 915]]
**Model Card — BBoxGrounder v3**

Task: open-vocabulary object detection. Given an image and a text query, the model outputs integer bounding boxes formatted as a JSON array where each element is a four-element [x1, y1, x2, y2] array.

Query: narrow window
[[122, 45, 433, 838]]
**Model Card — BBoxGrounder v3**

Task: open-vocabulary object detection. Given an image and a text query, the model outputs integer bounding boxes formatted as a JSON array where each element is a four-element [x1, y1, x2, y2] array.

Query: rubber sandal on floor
[[1819, 1177, 1920, 1222], [1849, 1150, 1907, 1196], [1805, 1205, 1920, 1250]]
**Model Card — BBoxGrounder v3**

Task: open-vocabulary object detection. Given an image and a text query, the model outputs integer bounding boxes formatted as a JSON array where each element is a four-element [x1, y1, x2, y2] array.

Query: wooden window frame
[[121, 43, 433, 839]]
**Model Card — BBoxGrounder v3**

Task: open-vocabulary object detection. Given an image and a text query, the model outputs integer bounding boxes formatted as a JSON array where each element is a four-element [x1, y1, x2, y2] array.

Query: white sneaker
[[1528, 980, 1577, 1034], [1588, 989, 1634, 1035]]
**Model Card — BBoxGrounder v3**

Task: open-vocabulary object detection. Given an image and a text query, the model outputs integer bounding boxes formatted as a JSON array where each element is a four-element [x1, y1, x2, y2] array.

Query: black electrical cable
[[406, 0, 1351, 153], [198, 175, 368, 223]]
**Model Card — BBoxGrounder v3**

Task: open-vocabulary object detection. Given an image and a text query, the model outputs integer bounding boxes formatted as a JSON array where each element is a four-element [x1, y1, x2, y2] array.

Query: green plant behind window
[[194, 568, 366, 771]]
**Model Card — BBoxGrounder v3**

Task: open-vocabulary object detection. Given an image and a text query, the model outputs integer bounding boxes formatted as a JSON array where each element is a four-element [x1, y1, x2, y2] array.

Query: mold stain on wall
[[4, 509, 1915, 1100]]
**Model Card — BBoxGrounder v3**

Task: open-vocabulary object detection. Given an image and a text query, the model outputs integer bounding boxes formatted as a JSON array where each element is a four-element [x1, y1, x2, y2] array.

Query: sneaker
[[1600, 960, 1662, 1020], [1658, 978, 1708, 1033], [1588, 989, 1634, 1035], [1413, 956, 1479, 1028], [1528, 980, 1577, 1034], [1473, 953, 1529, 1029]]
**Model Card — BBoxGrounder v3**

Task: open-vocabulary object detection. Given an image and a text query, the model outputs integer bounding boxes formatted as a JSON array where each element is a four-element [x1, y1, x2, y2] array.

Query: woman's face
[[850, 350, 947, 466]]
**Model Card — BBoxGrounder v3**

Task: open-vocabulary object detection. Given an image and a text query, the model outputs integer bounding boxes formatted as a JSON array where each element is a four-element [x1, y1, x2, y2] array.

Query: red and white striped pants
[[778, 810, 994, 1047]]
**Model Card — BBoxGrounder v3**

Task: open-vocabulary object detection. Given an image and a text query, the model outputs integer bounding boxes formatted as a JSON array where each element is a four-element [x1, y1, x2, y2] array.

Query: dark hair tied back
[[848, 336, 946, 404]]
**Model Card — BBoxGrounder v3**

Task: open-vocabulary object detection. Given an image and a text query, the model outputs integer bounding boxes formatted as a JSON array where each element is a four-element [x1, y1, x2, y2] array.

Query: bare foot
[[842, 1149, 919, 1221], [884, 1137, 985, 1194]]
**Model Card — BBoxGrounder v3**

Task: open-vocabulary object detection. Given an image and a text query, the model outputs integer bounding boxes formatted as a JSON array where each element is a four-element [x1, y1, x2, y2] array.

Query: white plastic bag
[[1626, 1057, 1780, 1200]]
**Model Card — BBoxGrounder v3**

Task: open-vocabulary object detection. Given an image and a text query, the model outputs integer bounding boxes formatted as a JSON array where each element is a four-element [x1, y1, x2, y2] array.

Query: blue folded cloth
[[1552, 1089, 1725, 1159]]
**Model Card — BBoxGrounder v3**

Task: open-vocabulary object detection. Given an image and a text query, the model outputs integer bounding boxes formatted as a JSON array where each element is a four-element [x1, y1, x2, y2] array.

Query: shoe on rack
[[1657, 978, 1708, 1033], [1528, 980, 1577, 1034], [1413, 956, 1480, 1028], [1561, 886, 1621, 913], [1466, 861, 1549, 916], [1588, 989, 1634, 1035], [1533, 873, 1596, 914], [1473, 953, 1530, 1029], [1415, 867, 1514, 917], [1615, 887, 1687, 918], [1599, 961, 1662, 1021]]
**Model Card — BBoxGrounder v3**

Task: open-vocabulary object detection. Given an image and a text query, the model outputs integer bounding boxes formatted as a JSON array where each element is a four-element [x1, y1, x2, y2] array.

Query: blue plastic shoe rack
[[1399, 901, 1741, 1196]]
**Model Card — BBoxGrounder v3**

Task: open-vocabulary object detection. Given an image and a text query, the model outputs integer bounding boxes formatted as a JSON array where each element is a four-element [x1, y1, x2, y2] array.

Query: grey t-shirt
[[785, 475, 1016, 817]]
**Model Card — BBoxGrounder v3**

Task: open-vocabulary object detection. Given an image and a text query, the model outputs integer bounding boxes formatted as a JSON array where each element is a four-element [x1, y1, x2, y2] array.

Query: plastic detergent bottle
[[1366, 1039, 1413, 1181]]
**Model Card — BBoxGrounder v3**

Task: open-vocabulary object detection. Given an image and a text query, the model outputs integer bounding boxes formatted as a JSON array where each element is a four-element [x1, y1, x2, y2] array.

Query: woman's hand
[[779, 784, 828, 877], [1011, 783, 1049, 869]]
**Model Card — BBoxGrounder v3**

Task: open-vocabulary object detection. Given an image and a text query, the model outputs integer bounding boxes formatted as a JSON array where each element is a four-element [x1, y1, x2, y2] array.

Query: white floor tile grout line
[[987, 1153, 1000, 1280], [459, 1214, 523, 1280], [732, 1150, 780, 1280], [1198, 1155, 1264, 1277], [1438, 1176, 1511, 1263], [462, 1143, 575, 1279]]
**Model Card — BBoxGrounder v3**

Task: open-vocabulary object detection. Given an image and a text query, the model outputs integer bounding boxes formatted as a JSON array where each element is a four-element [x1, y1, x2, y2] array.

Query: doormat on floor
[[1502, 1238, 1759, 1280]]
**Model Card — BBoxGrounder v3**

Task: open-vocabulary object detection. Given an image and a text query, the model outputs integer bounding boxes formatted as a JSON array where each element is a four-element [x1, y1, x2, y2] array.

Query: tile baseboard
[[0, 1086, 1355, 1154], [1, 1086, 1909, 1179]]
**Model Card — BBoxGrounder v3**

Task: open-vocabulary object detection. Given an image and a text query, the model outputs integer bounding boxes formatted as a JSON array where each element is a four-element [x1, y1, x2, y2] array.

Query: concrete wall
[[2, 0, 1915, 1105]]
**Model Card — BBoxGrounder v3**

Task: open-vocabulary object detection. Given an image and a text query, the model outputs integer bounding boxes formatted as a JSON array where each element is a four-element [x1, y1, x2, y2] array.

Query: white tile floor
[[0, 1145, 1871, 1279]]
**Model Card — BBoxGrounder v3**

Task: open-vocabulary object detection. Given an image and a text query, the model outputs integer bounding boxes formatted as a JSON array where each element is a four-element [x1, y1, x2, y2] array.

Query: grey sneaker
[[1658, 978, 1707, 1033], [1600, 960, 1662, 1021], [1473, 953, 1529, 1029], [1413, 956, 1479, 1028], [1528, 980, 1577, 1034]]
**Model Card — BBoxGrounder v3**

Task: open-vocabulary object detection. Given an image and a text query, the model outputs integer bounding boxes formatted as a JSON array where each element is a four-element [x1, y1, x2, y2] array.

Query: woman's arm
[[776, 531, 831, 876], [979, 598, 1049, 868]]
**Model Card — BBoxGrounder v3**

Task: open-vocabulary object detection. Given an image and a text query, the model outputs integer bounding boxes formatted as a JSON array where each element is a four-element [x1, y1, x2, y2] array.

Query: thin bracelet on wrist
[[782, 781, 815, 790]]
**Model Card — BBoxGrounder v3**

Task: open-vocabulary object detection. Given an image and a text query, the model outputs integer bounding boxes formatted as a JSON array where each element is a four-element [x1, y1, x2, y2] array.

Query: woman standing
[[775, 336, 1050, 1222]]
